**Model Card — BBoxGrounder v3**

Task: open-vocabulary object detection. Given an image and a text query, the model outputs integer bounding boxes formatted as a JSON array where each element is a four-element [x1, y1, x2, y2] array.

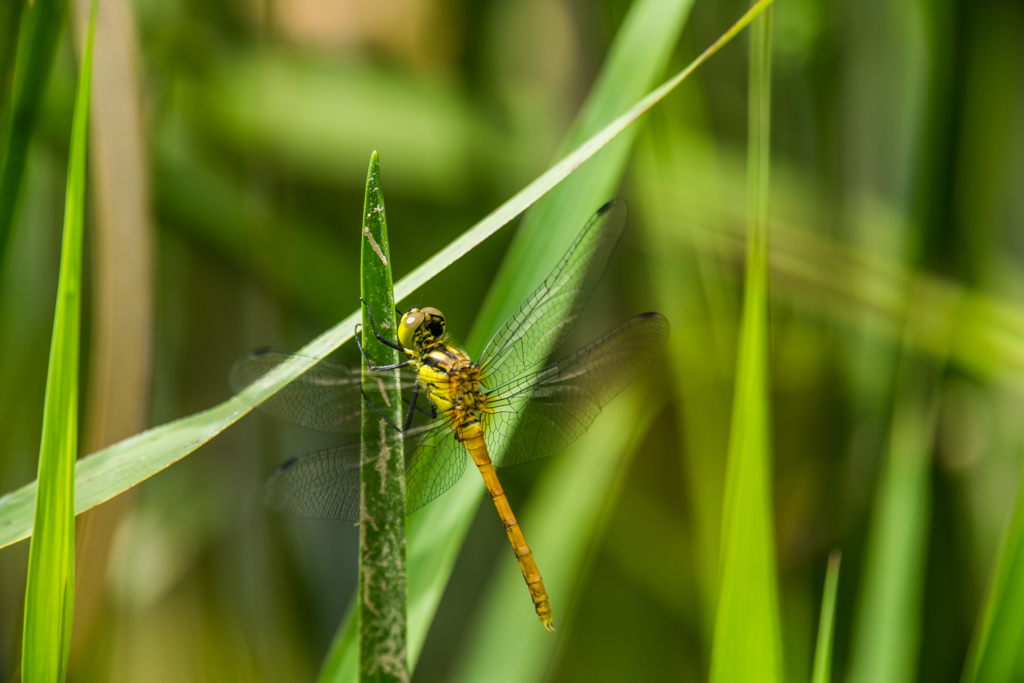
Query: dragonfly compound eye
[[420, 308, 446, 340], [399, 310, 425, 349]]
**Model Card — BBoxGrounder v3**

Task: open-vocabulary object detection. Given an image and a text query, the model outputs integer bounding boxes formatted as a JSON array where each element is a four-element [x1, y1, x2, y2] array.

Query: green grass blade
[[357, 151, 408, 683], [474, 0, 696, 333], [451, 387, 658, 683], [961, 455, 1024, 683], [0, 0, 772, 555], [811, 551, 842, 683], [845, 353, 940, 683], [709, 8, 783, 683], [0, 0, 27, 151], [20, 2, 95, 680], [0, 0, 63, 266]]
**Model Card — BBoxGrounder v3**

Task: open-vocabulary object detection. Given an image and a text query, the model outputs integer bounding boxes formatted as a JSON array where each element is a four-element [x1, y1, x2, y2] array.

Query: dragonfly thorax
[[417, 345, 491, 433]]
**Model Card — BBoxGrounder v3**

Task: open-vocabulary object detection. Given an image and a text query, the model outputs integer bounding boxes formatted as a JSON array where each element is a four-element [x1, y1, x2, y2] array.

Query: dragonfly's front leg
[[355, 325, 413, 371], [359, 298, 408, 354]]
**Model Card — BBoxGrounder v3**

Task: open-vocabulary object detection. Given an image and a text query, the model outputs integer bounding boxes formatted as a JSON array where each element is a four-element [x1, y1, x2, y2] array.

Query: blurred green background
[[2, 0, 1024, 680]]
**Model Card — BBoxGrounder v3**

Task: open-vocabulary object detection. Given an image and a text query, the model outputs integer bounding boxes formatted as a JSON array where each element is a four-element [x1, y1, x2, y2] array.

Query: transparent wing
[[230, 348, 421, 434], [477, 200, 627, 392], [263, 418, 468, 521], [484, 312, 669, 468]]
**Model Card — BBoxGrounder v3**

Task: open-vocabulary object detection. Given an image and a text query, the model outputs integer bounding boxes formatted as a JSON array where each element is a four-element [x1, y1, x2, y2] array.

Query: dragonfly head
[[399, 307, 446, 349]]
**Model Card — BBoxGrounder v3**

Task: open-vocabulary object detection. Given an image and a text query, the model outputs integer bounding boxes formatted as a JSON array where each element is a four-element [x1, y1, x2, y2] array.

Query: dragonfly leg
[[360, 298, 408, 353], [403, 383, 421, 430], [355, 329, 413, 371], [361, 389, 404, 433]]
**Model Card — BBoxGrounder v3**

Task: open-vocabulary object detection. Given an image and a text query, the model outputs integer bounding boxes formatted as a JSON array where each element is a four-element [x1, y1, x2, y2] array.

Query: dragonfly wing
[[404, 422, 469, 515], [264, 441, 364, 520], [231, 348, 420, 434], [485, 312, 669, 468], [476, 200, 626, 391], [263, 418, 466, 521]]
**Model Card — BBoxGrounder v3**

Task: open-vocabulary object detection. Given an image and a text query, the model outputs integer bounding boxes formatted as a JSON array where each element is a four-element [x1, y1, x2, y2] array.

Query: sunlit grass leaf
[[0, 0, 774, 554], [811, 551, 841, 683], [357, 151, 408, 683], [709, 9, 783, 683], [845, 354, 939, 683], [21, 2, 96, 680], [960, 445, 1024, 683]]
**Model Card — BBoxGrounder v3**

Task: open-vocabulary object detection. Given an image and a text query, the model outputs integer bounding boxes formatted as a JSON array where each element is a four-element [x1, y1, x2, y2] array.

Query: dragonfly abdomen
[[459, 422, 555, 631]]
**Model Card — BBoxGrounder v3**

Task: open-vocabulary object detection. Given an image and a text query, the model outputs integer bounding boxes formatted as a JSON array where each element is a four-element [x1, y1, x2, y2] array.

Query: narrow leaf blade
[[21, 1, 96, 679], [709, 9, 784, 683], [811, 551, 842, 683], [357, 151, 408, 683]]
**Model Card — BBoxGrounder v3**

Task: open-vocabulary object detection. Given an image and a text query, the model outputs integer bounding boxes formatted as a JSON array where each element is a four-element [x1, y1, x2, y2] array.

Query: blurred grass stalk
[[845, 284, 954, 683], [0, 0, 63, 268], [68, 0, 155, 667], [21, 1, 96, 680], [709, 7, 783, 683], [357, 152, 408, 683], [811, 552, 841, 683], [961, 444, 1024, 683]]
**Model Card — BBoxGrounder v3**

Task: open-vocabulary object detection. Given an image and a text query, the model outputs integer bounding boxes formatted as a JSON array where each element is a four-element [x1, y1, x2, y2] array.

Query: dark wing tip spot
[[251, 346, 277, 357], [597, 199, 617, 215], [275, 457, 300, 474]]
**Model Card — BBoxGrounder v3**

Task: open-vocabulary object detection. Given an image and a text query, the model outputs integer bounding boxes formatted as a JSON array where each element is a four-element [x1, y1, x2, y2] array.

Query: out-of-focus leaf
[[21, 2, 95, 679], [0, 0, 63, 267], [709, 9, 783, 683], [846, 284, 959, 683], [155, 123, 354, 323], [811, 551, 841, 683], [634, 95, 737, 643], [0, 0, 26, 143], [961, 456, 1024, 683], [182, 52, 495, 202], [845, 355, 940, 683]]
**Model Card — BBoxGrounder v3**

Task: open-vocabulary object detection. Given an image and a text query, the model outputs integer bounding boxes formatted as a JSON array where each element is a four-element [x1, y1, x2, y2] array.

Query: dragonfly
[[230, 200, 669, 631]]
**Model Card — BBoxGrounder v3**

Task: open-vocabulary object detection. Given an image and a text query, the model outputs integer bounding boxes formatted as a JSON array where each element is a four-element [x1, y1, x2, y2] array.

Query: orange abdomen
[[459, 422, 554, 631]]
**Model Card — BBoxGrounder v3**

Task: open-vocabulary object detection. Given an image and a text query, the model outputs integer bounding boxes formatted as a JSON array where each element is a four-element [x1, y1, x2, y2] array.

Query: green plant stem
[[357, 151, 408, 683], [811, 551, 842, 683], [21, 1, 95, 680]]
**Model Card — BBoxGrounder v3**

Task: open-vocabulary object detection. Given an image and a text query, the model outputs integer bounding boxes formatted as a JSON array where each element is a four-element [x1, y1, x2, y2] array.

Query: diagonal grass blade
[[0, 0, 775, 555]]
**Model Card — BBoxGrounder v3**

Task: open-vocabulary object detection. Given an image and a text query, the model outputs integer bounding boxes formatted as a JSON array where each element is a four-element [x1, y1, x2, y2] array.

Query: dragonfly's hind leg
[[402, 383, 421, 430], [361, 389, 405, 434]]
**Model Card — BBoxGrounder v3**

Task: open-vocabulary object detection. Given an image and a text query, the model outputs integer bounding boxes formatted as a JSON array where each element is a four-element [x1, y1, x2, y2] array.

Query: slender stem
[[358, 151, 409, 683]]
